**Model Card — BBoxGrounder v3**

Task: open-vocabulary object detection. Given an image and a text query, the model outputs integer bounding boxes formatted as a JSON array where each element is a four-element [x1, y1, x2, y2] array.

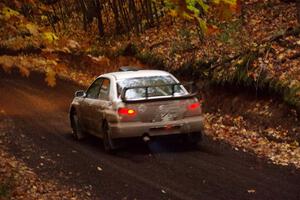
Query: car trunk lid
[[121, 98, 200, 123]]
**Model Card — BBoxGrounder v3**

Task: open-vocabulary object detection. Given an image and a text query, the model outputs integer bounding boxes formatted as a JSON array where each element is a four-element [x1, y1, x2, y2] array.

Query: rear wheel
[[71, 113, 85, 140], [102, 122, 115, 153]]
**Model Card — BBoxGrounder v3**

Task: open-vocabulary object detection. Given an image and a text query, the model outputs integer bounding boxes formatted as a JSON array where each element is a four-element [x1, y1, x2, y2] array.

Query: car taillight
[[187, 102, 200, 111], [118, 108, 136, 116]]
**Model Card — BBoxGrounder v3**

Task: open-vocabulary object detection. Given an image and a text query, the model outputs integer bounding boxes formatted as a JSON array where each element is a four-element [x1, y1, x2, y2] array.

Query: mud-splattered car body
[[70, 68, 204, 151]]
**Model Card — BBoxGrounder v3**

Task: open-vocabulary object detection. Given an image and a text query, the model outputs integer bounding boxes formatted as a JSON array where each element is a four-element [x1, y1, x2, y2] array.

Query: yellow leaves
[[167, 9, 194, 21], [197, 0, 209, 13], [198, 18, 207, 34], [42, 32, 59, 43], [288, 80, 300, 89], [1, 6, 20, 19], [223, 0, 237, 5], [165, 0, 209, 32], [182, 12, 194, 21], [236, 58, 244, 65], [45, 67, 56, 87], [41, 15, 48, 22], [18, 22, 39, 37], [25, 23, 39, 36], [212, 0, 237, 5], [0, 5, 60, 52], [168, 9, 178, 17]]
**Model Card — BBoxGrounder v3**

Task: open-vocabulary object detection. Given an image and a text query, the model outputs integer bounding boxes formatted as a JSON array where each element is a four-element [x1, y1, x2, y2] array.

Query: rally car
[[69, 67, 204, 152]]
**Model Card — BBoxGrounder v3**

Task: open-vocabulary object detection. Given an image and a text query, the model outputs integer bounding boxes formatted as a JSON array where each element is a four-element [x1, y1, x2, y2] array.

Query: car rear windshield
[[117, 75, 188, 100]]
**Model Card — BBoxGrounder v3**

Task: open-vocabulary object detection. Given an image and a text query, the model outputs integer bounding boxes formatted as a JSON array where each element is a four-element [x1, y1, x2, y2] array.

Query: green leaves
[[212, 0, 237, 5], [198, 18, 207, 33], [163, 0, 237, 35]]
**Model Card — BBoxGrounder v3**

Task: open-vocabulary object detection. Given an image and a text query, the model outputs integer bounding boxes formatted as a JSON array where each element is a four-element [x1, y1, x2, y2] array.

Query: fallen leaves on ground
[[204, 105, 300, 168], [0, 115, 89, 200]]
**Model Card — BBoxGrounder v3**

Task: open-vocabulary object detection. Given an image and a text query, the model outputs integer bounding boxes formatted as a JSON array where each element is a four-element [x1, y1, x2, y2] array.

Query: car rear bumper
[[109, 116, 204, 139]]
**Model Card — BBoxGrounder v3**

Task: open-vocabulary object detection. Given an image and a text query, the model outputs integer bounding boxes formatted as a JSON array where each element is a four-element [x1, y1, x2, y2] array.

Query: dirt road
[[0, 69, 299, 200]]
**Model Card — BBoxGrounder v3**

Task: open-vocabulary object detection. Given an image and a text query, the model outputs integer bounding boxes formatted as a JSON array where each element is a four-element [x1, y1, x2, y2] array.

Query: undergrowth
[[116, 41, 300, 114]]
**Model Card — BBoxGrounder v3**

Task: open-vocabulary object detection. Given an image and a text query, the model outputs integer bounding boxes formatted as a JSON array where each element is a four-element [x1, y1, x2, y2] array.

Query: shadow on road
[[64, 132, 222, 157]]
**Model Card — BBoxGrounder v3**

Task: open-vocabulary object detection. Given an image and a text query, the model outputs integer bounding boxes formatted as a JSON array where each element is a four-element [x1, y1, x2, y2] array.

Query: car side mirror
[[75, 90, 86, 97]]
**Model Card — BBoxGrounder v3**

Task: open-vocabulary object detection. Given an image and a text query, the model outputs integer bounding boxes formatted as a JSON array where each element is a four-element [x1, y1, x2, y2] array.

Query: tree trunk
[[297, 0, 300, 24], [109, 0, 122, 33], [95, 0, 105, 36], [78, 0, 88, 31]]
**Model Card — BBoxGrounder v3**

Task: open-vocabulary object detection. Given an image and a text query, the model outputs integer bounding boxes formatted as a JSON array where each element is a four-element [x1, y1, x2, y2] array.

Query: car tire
[[102, 122, 115, 153], [71, 113, 85, 140]]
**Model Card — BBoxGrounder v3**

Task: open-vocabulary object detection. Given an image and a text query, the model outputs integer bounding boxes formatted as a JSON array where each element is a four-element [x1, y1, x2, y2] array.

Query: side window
[[98, 79, 110, 100], [86, 79, 102, 99]]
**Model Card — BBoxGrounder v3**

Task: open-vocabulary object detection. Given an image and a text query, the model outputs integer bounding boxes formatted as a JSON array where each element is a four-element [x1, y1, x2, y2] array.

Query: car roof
[[103, 70, 172, 80]]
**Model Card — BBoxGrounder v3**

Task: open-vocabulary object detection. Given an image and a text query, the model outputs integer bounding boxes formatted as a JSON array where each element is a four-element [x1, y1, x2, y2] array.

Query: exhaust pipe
[[143, 135, 150, 142]]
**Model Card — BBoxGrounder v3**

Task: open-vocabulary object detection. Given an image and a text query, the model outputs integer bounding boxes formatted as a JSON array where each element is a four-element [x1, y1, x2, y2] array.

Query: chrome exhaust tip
[[143, 135, 150, 142]]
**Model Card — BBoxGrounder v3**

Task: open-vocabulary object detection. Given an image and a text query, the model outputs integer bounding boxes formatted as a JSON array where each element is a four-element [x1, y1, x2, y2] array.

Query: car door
[[89, 78, 112, 136], [80, 78, 103, 131]]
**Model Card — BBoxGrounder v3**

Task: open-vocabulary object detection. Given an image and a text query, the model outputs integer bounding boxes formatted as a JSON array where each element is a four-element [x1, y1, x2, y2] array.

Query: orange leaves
[[232, 0, 242, 14], [213, 2, 235, 21], [18, 65, 30, 77], [0, 56, 29, 77], [0, 55, 59, 87], [0, 56, 14, 73], [168, 9, 178, 18], [207, 24, 220, 35], [25, 23, 39, 36], [45, 67, 56, 87], [211, 0, 239, 22]]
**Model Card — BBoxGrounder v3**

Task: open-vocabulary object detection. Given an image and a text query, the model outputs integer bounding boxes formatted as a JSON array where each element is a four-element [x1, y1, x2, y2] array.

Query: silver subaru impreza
[[69, 67, 204, 152]]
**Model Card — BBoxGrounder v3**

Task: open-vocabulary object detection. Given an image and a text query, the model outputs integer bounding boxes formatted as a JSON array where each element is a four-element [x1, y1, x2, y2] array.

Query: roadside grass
[[0, 178, 14, 199]]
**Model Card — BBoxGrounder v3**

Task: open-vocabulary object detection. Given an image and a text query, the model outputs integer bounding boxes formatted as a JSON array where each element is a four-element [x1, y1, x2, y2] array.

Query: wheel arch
[[69, 106, 78, 127], [70, 106, 76, 118]]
